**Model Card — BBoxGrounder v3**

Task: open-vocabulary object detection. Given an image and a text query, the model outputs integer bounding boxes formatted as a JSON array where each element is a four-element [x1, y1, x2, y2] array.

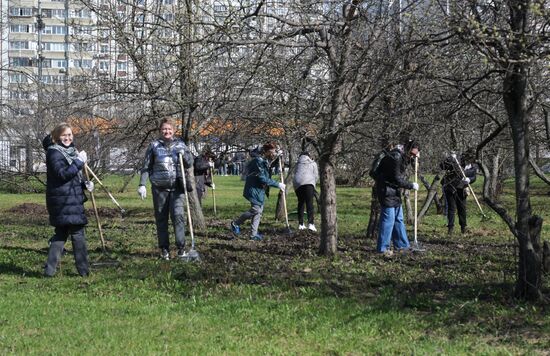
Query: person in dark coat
[[230, 143, 285, 241], [374, 140, 420, 255], [43, 122, 93, 277], [137, 118, 194, 260], [440, 149, 477, 234], [194, 147, 215, 205]]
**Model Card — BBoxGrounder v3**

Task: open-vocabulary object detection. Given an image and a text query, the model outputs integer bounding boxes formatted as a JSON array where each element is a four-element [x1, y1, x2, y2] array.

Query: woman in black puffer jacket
[[43, 123, 92, 277]]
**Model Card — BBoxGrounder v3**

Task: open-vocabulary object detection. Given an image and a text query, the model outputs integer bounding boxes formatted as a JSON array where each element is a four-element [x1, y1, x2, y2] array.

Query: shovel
[[179, 153, 200, 262]]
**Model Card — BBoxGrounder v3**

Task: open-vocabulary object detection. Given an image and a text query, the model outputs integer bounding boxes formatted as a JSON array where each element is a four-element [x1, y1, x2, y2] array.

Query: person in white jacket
[[292, 151, 319, 232]]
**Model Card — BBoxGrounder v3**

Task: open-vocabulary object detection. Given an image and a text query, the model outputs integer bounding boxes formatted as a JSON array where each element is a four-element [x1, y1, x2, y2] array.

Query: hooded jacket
[[440, 155, 477, 191], [243, 155, 279, 206], [43, 135, 88, 227], [293, 154, 318, 189], [375, 147, 414, 207]]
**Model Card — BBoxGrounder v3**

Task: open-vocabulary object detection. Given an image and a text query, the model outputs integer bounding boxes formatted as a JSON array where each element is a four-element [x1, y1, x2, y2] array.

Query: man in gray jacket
[[137, 118, 194, 260], [293, 151, 319, 232]]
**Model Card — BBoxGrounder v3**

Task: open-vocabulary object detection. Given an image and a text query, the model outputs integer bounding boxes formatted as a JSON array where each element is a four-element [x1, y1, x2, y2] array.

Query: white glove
[[278, 182, 286, 192], [208, 161, 215, 168], [411, 182, 419, 191], [211, 183, 216, 190], [85, 181, 94, 192], [138, 185, 147, 200], [451, 153, 457, 159], [414, 152, 420, 159], [77, 150, 87, 164], [462, 177, 470, 185], [276, 149, 283, 156]]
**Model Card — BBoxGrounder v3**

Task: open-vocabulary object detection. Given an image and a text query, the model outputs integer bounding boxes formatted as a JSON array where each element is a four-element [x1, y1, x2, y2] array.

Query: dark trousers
[[152, 185, 186, 250], [295, 184, 315, 225], [444, 186, 468, 230], [44, 225, 89, 277]]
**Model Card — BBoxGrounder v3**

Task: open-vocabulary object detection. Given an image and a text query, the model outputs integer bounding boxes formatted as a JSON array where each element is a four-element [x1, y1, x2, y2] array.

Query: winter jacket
[[293, 155, 318, 190], [194, 154, 213, 187], [243, 156, 280, 206], [139, 138, 194, 190], [375, 148, 414, 207], [44, 140, 88, 227], [440, 155, 477, 191]]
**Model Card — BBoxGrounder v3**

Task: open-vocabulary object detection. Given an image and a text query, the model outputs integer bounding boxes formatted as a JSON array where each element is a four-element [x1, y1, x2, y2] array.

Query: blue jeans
[[377, 205, 410, 252]]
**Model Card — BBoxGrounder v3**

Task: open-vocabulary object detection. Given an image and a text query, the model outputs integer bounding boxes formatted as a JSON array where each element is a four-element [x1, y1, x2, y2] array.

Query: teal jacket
[[243, 156, 279, 206]]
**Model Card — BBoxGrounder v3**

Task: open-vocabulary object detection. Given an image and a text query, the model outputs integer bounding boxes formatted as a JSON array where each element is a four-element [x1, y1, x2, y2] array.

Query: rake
[[179, 153, 200, 262], [278, 154, 292, 235], [85, 164, 126, 217], [451, 155, 490, 221]]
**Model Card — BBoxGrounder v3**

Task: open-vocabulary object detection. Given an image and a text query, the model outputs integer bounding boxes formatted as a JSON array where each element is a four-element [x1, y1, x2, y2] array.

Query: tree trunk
[[366, 185, 380, 240], [404, 189, 413, 224], [418, 175, 441, 222], [318, 157, 337, 255], [504, 55, 543, 301], [185, 166, 205, 230]]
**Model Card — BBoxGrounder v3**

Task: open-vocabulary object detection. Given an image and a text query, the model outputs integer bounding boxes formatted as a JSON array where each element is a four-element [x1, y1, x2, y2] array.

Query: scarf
[[49, 144, 78, 165]]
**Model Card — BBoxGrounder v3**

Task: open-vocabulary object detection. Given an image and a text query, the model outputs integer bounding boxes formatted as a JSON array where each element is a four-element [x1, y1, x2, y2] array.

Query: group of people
[[42, 119, 477, 276]]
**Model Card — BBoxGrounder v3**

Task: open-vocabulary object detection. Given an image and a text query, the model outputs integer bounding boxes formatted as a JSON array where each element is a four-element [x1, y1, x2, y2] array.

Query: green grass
[[0, 174, 549, 354]]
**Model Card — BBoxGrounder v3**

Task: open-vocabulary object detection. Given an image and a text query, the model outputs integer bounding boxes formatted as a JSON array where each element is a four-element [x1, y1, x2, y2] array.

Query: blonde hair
[[159, 118, 176, 130], [50, 123, 72, 144]]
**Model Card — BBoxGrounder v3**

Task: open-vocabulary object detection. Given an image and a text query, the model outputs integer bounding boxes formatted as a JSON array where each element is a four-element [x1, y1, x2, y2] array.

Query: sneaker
[[380, 250, 394, 258], [231, 221, 241, 236], [160, 248, 170, 260], [298, 224, 306, 230], [307, 224, 317, 232], [177, 248, 187, 258], [461, 226, 470, 234], [250, 234, 263, 241]]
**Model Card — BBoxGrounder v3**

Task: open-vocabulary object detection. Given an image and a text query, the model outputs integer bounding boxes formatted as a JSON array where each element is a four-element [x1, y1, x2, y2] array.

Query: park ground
[[0, 175, 549, 354]]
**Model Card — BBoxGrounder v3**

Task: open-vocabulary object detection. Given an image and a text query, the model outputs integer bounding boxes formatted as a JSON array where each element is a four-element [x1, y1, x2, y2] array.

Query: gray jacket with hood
[[293, 154, 319, 189]]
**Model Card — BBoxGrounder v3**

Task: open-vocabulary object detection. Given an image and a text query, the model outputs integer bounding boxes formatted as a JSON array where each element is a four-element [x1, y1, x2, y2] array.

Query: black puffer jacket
[[375, 148, 414, 207], [440, 155, 477, 191], [44, 138, 88, 227]]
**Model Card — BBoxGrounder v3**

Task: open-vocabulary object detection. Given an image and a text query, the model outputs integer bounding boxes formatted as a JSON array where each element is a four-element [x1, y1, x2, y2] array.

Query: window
[[9, 41, 30, 50], [51, 9, 67, 18], [74, 59, 92, 68], [73, 42, 94, 51], [9, 91, 30, 100], [99, 61, 109, 70], [10, 57, 32, 67], [42, 26, 66, 35], [10, 24, 31, 33], [100, 45, 109, 53], [162, 0, 173, 5], [117, 62, 127, 71], [73, 26, 93, 35], [51, 59, 68, 68], [9, 7, 33, 16], [43, 42, 66, 51], [74, 9, 92, 18], [9, 73, 28, 83], [41, 75, 64, 84]]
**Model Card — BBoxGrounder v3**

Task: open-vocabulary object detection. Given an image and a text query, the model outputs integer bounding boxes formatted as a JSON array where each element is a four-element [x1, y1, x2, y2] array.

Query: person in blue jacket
[[230, 143, 285, 241], [43, 122, 93, 277], [137, 118, 194, 260]]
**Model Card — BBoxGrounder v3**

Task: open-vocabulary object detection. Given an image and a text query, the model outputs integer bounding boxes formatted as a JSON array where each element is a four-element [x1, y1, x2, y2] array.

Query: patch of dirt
[[85, 207, 121, 218], [8, 203, 48, 215]]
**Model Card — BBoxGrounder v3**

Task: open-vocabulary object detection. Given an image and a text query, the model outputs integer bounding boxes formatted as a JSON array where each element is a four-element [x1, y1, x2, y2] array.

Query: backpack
[[369, 150, 387, 179]]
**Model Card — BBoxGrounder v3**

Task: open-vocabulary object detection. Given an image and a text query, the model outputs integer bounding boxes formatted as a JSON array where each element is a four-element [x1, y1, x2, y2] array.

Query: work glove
[[84, 181, 94, 192], [137, 185, 147, 200], [451, 153, 457, 159], [462, 177, 470, 185], [278, 182, 286, 192], [76, 150, 87, 164], [208, 161, 215, 168], [411, 182, 419, 191], [276, 149, 283, 157], [211, 183, 216, 190]]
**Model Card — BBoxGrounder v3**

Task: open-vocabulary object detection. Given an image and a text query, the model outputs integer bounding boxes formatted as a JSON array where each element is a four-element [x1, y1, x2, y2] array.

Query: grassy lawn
[[0, 174, 549, 354]]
